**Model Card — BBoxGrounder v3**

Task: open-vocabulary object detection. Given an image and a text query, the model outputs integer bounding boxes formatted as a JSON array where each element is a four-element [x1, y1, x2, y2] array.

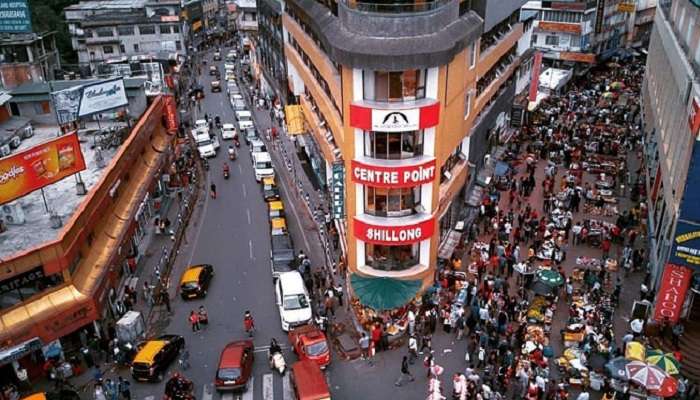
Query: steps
[[653, 320, 700, 383]]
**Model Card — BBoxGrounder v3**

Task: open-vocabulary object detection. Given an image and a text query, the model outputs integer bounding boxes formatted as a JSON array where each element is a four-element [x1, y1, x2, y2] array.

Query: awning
[[0, 337, 42, 366], [495, 161, 510, 177], [350, 274, 422, 310], [438, 230, 461, 260]]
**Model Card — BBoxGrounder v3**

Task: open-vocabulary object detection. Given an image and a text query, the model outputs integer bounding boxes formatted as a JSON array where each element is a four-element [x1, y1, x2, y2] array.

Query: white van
[[235, 110, 252, 122], [252, 152, 274, 182], [275, 271, 312, 331]]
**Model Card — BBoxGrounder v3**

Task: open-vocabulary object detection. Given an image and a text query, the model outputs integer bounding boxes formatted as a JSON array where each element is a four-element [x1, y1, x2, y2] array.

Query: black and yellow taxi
[[131, 334, 185, 382], [268, 200, 285, 220], [179, 264, 214, 300], [271, 217, 287, 236], [262, 177, 280, 202]]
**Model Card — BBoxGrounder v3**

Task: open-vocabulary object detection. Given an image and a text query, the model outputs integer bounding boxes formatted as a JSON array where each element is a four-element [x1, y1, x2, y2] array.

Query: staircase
[[654, 305, 700, 384]]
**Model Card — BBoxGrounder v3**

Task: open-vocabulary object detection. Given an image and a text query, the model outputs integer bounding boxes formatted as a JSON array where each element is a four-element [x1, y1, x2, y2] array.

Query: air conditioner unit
[[332, 148, 341, 158], [9, 136, 21, 148], [21, 125, 34, 139], [319, 121, 326, 127], [1, 203, 26, 225], [0, 144, 11, 157]]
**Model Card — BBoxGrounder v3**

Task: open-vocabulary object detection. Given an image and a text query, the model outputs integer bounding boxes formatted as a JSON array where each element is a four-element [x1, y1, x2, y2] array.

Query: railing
[[343, 0, 448, 13]]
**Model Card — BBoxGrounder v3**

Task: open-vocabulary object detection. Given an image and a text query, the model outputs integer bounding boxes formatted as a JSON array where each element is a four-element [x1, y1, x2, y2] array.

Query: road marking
[[238, 164, 243, 174], [242, 184, 247, 198], [201, 383, 213, 400], [254, 344, 289, 353], [220, 393, 233, 400], [249, 240, 254, 260], [262, 373, 273, 400], [282, 373, 293, 400], [241, 376, 254, 400], [247, 208, 251, 225]]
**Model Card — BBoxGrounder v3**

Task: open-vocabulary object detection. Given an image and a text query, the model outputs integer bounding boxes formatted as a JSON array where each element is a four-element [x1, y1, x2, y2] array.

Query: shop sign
[[653, 264, 692, 323], [0, 0, 32, 33], [371, 109, 419, 132], [537, 21, 582, 34], [688, 97, 700, 138], [559, 51, 597, 64], [78, 78, 128, 117], [0, 133, 87, 205], [351, 158, 436, 188], [0, 266, 44, 295], [349, 102, 440, 132], [164, 96, 179, 134], [354, 217, 435, 245], [41, 304, 95, 339], [669, 221, 700, 267], [528, 51, 543, 104], [160, 15, 179, 22], [0, 337, 42, 366], [617, 2, 635, 13], [332, 162, 345, 219], [595, 0, 606, 34]]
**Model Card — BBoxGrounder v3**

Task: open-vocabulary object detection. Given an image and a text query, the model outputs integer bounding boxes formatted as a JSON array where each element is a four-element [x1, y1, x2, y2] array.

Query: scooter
[[234, 137, 240, 147], [228, 147, 236, 160], [269, 351, 286, 375], [223, 167, 230, 180]]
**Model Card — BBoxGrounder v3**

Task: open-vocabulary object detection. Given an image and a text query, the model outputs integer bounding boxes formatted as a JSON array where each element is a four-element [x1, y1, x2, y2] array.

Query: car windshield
[[283, 294, 308, 310], [199, 139, 213, 146], [264, 184, 275, 191], [306, 340, 328, 356], [182, 282, 199, 290], [217, 368, 242, 381], [256, 162, 272, 169]]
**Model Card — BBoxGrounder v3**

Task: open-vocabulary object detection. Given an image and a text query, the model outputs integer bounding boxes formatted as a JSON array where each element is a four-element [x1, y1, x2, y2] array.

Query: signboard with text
[[669, 221, 700, 268], [653, 264, 692, 323], [537, 21, 582, 34], [371, 109, 420, 132], [354, 216, 435, 245], [78, 78, 128, 117], [332, 163, 345, 219], [351, 158, 436, 188], [349, 102, 440, 132], [0, 0, 32, 33], [595, 0, 606, 34], [0, 133, 86, 205]]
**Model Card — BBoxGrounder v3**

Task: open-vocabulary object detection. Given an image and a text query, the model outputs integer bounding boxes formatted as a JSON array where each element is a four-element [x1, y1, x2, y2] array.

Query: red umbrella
[[625, 361, 668, 391], [649, 376, 679, 398]]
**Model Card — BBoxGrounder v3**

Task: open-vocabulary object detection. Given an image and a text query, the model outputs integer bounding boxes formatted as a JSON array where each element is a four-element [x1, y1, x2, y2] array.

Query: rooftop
[[0, 121, 128, 260], [65, 0, 146, 11]]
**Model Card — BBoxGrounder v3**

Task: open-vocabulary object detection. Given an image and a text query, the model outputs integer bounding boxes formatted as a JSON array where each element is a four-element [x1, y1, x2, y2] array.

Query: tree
[[28, 0, 79, 64]]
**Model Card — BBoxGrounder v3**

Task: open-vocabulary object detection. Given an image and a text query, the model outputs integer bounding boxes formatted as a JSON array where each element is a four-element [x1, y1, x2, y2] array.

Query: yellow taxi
[[271, 217, 287, 236], [179, 264, 214, 300], [131, 335, 185, 382], [268, 200, 285, 219], [262, 176, 280, 201]]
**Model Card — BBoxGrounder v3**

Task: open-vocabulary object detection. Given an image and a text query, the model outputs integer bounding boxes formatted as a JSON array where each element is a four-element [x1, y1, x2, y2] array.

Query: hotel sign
[[351, 158, 437, 188], [350, 102, 440, 132], [0, 0, 32, 33], [654, 264, 692, 323], [354, 216, 435, 245]]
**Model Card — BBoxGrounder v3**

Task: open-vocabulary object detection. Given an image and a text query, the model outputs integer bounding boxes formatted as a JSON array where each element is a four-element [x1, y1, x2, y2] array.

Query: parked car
[[221, 124, 237, 140], [268, 200, 285, 219], [290, 360, 331, 400], [131, 335, 185, 382], [288, 325, 331, 369], [249, 138, 267, 155], [275, 272, 312, 331], [243, 127, 259, 145], [209, 65, 219, 76], [213, 52, 221, 61], [271, 217, 287, 236], [252, 151, 274, 182], [179, 264, 214, 299], [271, 233, 295, 279], [262, 177, 280, 202], [215, 340, 254, 392]]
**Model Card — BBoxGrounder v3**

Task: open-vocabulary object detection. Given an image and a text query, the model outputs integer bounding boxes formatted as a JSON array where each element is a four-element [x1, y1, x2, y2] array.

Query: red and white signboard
[[689, 96, 700, 138], [654, 263, 693, 323], [351, 158, 436, 188], [350, 102, 440, 132], [354, 216, 435, 245]]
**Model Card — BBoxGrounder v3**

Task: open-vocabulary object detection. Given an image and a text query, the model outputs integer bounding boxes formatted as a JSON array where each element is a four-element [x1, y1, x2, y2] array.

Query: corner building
[[283, 0, 526, 310]]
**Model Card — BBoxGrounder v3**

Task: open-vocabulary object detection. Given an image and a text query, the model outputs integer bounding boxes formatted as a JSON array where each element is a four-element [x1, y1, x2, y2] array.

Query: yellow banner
[[285, 105, 305, 136], [618, 3, 635, 12]]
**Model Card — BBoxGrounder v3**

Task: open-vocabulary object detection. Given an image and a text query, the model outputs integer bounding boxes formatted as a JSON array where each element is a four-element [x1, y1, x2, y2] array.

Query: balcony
[[342, 0, 449, 13], [299, 95, 340, 162], [477, 23, 522, 78], [475, 53, 518, 113], [438, 157, 468, 215]]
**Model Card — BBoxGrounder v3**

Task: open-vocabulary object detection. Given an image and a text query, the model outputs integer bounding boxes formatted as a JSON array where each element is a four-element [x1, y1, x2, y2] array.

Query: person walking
[[160, 291, 171, 313], [359, 333, 373, 366], [419, 333, 432, 354], [118, 377, 131, 400], [210, 183, 217, 199], [408, 335, 418, 364], [189, 310, 200, 332], [394, 356, 415, 386]]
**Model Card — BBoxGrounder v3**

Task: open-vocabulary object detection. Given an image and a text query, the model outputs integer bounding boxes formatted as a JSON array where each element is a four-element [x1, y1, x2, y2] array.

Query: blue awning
[[350, 274, 422, 311], [495, 161, 510, 177]]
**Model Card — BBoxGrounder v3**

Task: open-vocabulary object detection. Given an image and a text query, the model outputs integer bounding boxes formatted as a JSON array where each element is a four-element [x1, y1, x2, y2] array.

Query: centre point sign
[[351, 158, 437, 188]]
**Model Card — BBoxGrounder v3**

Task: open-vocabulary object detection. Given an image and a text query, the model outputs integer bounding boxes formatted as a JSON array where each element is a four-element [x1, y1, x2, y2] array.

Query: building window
[[176, 40, 182, 51], [139, 25, 156, 35], [172, 24, 180, 33], [159, 25, 172, 34], [0, 266, 65, 310], [545, 35, 559, 46], [469, 42, 477, 69], [95, 27, 114, 37], [365, 243, 420, 271], [365, 186, 421, 217], [103, 46, 114, 54], [117, 25, 134, 36], [119, 44, 125, 53], [364, 131, 424, 160], [570, 35, 581, 48], [133, 43, 139, 52], [465, 91, 472, 118], [363, 70, 426, 102]]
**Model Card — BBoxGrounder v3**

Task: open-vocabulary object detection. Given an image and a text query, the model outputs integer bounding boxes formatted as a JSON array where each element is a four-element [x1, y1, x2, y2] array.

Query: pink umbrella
[[625, 361, 669, 391]]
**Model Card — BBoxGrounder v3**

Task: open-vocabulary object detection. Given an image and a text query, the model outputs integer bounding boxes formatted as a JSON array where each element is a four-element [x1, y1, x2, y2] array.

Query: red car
[[215, 340, 254, 392], [288, 325, 330, 369]]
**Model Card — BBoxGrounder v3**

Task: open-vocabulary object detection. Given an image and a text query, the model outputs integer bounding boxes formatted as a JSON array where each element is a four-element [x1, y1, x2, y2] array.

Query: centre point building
[[282, 0, 530, 313]]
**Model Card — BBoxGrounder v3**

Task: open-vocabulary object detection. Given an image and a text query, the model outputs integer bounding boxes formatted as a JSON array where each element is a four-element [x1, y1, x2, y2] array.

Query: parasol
[[646, 350, 681, 375], [625, 341, 646, 361], [607, 62, 621, 68], [610, 81, 625, 90], [625, 361, 669, 391], [530, 280, 554, 296], [649, 376, 679, 398], [535, 269, 564, 287], [602, 92, 614, 99], [605, 356, 630, 380]]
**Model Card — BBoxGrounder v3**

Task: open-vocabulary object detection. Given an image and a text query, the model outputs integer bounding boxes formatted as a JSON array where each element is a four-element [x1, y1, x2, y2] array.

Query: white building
[[65, 0, 187, 72], [234, 0, 258, 31]]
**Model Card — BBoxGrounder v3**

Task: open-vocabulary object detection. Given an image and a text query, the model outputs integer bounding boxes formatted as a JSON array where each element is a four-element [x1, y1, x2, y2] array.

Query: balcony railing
[[343, 0, 448, 13]]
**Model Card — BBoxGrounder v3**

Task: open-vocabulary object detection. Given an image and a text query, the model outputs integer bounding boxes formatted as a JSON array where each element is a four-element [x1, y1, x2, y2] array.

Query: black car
[[131, 334, 185, 382], [271, 234, 295, 280], [179, 264, 214, 299]]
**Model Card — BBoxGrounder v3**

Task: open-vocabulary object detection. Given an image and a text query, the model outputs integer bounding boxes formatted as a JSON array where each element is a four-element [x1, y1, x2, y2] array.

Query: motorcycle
[[228, 146, 237, 161], [202, 158, 209, 170], [164, 374, 195, 400], [234, 137, 240, 147], [223, 165, 230, 180], [269, 351, 286, 376]]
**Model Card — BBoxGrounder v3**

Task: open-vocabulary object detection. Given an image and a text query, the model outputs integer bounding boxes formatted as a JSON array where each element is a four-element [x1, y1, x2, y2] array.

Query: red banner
[[654, 264, 693, 323], [354, 216, 435, 245], [529, 51, 543, 104], [0, 133, 86, 205], [164, 96, 178, 134], [351, 158, 436, 188], [537, 21, 582, 34], [689, 97, 700, 138], [349, 101, 440, 132]]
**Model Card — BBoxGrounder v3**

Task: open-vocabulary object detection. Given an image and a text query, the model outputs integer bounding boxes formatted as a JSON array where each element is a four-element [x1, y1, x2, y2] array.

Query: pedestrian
[[333, 283, 344, 307], [118, 377, 131, 400], [672, 323, 684, 348], [160, 291, 171, 313], [408, 335, 418, 364], [189, 310, 200, 332], [210, 183, 217, 199], [419, 333, 432, 354], [104, 379, 118, 400], [395, 356, 415, 386]]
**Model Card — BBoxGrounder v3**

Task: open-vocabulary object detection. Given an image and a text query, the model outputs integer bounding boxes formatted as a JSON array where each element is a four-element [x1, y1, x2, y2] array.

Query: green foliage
[[28, 0, 79, 64]]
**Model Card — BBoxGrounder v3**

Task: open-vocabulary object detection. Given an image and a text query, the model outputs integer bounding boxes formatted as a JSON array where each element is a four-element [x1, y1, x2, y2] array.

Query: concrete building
[[642, 0, 700, 380], [202, 0, 220, 28], [627, 0, 657, 47], [0, 32, 61, 89], [64, 0, 187, 73], [282, 0, 527, 312], [235, 0, 259, 31], [255, 0, 286, 101]]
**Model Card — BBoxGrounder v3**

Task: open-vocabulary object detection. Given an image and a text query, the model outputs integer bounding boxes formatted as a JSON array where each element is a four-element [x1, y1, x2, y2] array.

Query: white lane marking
[[241, 376, 254, 400], [262, 373, 273, 400], [201, 383, 213, 400], [247, 208, 251, 225], [282, 373, 293, 400], [220, 393, 233, 400], [238, 164, 243, 174], [242, 184, 247, 198], [249, 240, 254, 260], [253, 345, 289, 353]]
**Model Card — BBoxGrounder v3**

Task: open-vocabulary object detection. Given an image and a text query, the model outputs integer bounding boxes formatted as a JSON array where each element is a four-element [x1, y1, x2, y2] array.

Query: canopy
[[646, 350, 680, 375], [350, 274, 422, 311], [536, 269, 564, 287], [605, 356, 630, 380], [625, 341, 646, 361], [494, 161, 510, 177], [625, 361, 670, 391], [530, 280, 554, 296]]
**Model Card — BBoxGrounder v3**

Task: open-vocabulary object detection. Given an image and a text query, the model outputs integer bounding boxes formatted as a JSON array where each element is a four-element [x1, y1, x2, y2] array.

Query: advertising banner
[[164, 96, 178, 134], [537, 21, 582, 34], [595, 0, 606, 34], [349, 102, 440, 132], [351, 158, 436, 188], [285, 105, 304, 135], [0, 0, 32, 33], [0, 133, 87, 205], [669, 221, 700, 268], [654, 264, 692, 323], [354, 216, 435, 245], [371, 109, 420, 132], [78, 78, 128, 117], [50, 86, 83, 126], [528, 51, 543, 104]]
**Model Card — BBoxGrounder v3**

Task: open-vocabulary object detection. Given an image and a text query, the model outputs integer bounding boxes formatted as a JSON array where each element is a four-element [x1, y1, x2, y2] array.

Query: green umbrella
[[350, 274, 422, 311], [535, 269, 564, 287], [646, 349, 681, 375]]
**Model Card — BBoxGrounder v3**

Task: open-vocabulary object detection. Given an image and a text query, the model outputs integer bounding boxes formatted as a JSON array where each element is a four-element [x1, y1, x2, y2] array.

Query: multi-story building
[[235, 0, 258, 31], [255, 0, 286, 102], [202, 0, 220, 28], [65, 0, 187, 73], [627, 0, 657, 47], [642, 0, 700, 380], [282, 0, 526, 312], [0, 31, 61, 89]]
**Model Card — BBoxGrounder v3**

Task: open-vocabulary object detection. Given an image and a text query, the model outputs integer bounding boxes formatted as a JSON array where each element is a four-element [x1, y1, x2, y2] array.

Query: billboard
[[50, 86, 83, 126], [653, 264, 693, 323], [78, 78, 128, 117], [0, 0, 32, 33], [0, 133, 87, 205]]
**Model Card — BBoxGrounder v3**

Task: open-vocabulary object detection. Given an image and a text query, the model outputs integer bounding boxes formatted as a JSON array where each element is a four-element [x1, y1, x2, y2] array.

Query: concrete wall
[[472, 0, 528, 32]]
